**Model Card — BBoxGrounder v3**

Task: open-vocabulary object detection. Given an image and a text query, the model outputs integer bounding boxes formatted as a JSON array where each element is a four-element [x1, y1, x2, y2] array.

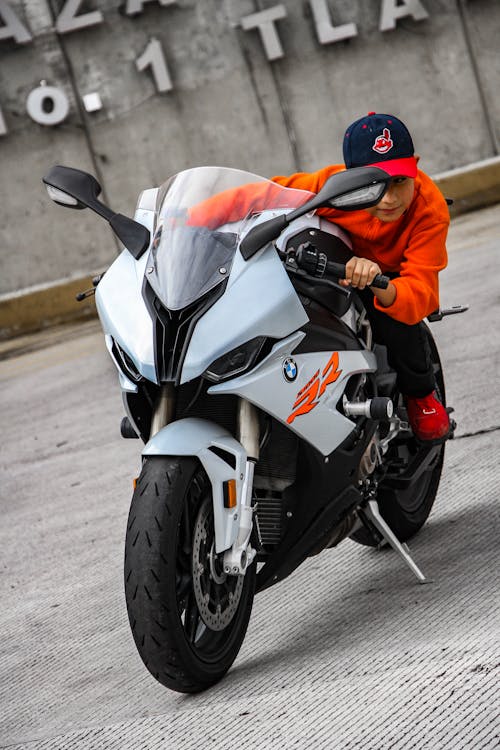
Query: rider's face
[[366, 177, 415, 222]]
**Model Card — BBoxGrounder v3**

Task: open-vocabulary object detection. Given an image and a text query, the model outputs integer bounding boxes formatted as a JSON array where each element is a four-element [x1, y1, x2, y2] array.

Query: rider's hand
[[339, 256, 383, 290]]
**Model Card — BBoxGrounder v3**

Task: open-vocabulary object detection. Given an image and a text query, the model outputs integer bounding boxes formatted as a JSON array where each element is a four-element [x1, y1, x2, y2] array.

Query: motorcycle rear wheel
[[351, 325, 445, 547], [124, 456, 255, 693]]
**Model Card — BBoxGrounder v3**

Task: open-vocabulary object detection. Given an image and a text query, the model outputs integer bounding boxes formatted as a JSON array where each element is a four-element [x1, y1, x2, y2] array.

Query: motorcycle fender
[[142, 418, 247, 553]]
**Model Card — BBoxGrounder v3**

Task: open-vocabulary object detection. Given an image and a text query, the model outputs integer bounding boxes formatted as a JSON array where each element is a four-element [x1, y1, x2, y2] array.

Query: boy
[[271, 112, 450, 443]]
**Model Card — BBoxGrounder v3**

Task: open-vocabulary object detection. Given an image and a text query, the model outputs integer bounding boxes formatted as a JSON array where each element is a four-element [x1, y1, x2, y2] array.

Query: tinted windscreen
[[149, 225, 237, 310], [146, 167, 312, 311]]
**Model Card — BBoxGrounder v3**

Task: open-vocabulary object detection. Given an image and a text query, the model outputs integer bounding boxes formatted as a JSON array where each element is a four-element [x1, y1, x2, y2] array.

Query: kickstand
[[362, 499, 433, 585]]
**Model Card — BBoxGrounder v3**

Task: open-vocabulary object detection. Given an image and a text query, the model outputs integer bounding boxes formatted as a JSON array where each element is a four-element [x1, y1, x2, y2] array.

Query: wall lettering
[[136, 38, 173, 92], [125, 0, 177, 15], [0, 0, 431, 47], [241, 5, 288, 61], [0, 0, 32, 44], [379, 0, 429, 32], [310, 0, 357, 45], [55, 0, 103, 34], [26, 85, 70, 126], [240, 1, 430, 60], [0, 0, 432, 137]]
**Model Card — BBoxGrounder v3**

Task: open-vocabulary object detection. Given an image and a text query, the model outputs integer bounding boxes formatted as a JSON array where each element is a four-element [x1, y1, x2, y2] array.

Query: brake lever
[[284, 255, 347, 293]]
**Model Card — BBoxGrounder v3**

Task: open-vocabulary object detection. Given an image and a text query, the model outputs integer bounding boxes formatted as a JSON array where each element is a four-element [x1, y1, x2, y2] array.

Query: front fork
[[150, 383, 175, 438], [149, 389, 259, 576], [223, 398, 259, 576]]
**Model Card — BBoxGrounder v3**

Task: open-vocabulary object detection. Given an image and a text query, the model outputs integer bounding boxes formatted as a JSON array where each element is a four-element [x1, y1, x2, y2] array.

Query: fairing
[[209, 334, 377, 456], [180, 236, 310, 384], [95, 188, 158, 384]]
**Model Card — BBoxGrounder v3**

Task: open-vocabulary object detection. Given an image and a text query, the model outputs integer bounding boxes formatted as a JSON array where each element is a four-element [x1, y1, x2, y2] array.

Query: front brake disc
[[191, 497, 244, 631]]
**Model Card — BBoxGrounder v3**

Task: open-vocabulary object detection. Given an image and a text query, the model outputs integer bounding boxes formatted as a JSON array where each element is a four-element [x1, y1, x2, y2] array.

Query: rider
[[188, 112, 450, 443], [271, 112, 451, 443]]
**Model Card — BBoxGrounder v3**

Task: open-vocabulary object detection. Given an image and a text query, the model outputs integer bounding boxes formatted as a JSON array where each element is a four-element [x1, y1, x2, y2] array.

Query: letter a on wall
[[0, 0, 32, 44], [379, 0, 429, 32]]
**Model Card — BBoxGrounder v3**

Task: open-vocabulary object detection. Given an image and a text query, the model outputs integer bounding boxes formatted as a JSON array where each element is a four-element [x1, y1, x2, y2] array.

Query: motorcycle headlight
[[112, 340, 143, 383], [204, 337, 267, 383]]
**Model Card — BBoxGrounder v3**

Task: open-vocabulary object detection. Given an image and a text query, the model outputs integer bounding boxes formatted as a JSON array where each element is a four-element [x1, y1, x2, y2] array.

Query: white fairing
[[182, 213, 355, 384], [95, 188, 158, 384], [181, 237, 309, 384], [209, 335, 377, 456]]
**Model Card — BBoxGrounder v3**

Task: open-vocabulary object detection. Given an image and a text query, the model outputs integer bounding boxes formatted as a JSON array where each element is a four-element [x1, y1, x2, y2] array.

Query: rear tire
[[351, 325, 445, 546], [124, 456, 255, 693]]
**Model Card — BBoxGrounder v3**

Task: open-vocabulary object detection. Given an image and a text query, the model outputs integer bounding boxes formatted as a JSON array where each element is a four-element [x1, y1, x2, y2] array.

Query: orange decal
[[295, 369, 320, 401], [319, 352, 342, 396], [287, 377, 320, 424], [287, 352, 342, 424]]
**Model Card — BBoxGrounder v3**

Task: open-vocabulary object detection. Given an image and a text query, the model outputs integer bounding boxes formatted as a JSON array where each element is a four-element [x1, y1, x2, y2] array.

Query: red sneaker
[[406, 391, 450, 442]]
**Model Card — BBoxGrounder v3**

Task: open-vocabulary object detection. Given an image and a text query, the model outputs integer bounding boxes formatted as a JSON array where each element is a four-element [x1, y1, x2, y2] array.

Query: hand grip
[[325, 261, 390, 290]]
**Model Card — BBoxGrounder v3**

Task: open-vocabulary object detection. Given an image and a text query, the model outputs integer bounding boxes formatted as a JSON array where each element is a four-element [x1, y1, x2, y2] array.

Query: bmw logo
[[283, 357, 298, 382]]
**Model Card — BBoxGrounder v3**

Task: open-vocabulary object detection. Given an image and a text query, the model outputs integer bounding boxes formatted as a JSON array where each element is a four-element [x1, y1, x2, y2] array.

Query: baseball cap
[[343, 112, 417, 178]]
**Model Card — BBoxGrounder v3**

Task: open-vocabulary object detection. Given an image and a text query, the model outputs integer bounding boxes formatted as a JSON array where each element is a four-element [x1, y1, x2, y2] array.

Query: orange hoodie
[[272, 165, 449, 325], [188, 166, 449, 325]]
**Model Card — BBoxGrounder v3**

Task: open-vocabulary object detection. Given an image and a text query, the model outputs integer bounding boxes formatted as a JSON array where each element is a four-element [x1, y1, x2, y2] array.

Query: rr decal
[[287, 352, 342, 424]]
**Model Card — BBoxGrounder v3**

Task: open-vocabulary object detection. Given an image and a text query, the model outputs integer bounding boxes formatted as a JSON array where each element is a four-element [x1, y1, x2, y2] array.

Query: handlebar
[[75, 272, 105, 302], [293, 244, 390, 290], [325, 260, 390, 290]]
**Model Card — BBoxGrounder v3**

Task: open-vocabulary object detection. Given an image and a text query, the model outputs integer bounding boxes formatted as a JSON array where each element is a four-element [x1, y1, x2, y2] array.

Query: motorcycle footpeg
[[427, 305, 469, 322]]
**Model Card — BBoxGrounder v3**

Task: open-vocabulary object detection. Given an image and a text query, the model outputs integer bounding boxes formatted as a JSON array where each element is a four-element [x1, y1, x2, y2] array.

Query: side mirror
[[325, 180, 387, 210], [240, 166, 390, 260], [312, 167, 389, 211], [43, 165, 151, 259], [43, 165, 107, 215]]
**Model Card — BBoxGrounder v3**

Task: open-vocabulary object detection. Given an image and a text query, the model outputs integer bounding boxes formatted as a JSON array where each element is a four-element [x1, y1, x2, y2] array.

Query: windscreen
[[146, 166, 313, 311]]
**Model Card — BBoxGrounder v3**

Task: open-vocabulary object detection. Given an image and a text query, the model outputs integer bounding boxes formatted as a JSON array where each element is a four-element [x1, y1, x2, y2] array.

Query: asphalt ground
[[1, 204, 499, 749]]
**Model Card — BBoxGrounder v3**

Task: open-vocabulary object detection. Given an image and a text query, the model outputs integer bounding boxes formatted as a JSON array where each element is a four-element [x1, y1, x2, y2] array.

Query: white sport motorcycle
[[43, 164, 464, 693]]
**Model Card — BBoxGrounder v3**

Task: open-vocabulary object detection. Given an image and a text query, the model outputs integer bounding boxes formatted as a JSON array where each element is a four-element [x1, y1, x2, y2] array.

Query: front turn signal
[[223, 479, 237, 509]]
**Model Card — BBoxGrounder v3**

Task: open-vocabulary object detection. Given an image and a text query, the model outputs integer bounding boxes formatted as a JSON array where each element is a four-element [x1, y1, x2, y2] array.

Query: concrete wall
[[0, 0, 499, 298]]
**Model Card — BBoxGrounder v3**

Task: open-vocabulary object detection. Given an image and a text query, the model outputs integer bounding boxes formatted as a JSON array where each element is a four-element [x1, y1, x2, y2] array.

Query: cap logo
[[373, 128, 394, 155]]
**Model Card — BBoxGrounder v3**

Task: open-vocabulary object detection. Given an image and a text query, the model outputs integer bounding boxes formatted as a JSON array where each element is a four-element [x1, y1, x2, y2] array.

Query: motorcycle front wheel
[[124, 456, 255, 693]]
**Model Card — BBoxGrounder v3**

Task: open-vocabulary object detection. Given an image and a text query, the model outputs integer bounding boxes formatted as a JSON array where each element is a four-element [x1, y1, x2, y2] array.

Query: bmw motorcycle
[[43, 164, 466, 694]]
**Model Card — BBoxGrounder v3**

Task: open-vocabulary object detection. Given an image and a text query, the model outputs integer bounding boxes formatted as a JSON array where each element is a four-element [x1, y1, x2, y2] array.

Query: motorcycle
[[43, 163, 467, 694]]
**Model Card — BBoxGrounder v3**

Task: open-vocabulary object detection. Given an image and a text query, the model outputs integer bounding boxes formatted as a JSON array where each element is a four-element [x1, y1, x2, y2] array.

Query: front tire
[[124, 456, 255, 693]]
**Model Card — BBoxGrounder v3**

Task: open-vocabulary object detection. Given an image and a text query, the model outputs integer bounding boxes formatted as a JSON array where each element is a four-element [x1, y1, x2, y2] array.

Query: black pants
[[357, 288, 435, 398]]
